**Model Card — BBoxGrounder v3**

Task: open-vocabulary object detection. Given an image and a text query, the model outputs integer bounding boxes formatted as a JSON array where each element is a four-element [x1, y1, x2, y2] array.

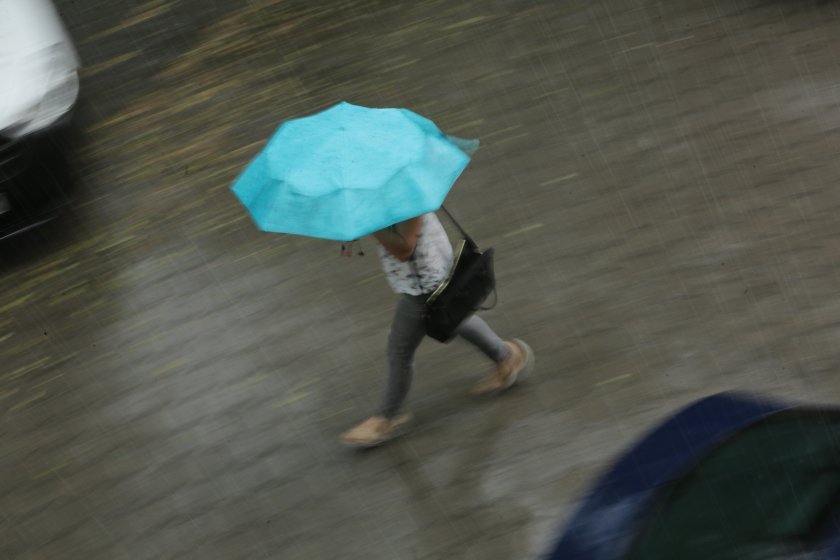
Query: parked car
[[0, 0, 80, 239], [546, 392, 840, 560]]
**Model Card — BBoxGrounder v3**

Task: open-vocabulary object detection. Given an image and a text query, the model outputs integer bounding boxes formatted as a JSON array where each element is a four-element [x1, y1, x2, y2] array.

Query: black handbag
[[422, 207, 496, 343]]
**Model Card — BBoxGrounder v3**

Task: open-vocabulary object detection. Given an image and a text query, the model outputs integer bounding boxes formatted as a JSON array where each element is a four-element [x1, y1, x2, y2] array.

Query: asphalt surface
[[4, 0, 840, 558]]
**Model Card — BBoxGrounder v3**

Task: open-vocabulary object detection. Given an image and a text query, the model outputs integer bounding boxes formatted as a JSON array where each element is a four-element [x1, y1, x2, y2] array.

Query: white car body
[[0, 0, 80, 139]]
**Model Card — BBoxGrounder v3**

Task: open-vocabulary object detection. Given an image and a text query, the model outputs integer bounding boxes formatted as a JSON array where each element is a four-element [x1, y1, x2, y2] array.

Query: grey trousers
[[379, 294, 510, 418]]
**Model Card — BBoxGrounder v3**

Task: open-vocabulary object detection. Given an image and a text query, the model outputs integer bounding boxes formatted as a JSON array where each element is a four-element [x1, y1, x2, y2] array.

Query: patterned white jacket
[[377, 213, 453, 295]]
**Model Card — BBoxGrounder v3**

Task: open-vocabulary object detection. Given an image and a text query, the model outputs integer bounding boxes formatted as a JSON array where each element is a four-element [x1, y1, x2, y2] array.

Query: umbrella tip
[[445, 135, 480, 156]]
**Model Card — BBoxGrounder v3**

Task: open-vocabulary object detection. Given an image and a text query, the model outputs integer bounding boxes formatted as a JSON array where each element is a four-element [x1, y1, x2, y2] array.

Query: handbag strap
[[439, 205, 477, 248]]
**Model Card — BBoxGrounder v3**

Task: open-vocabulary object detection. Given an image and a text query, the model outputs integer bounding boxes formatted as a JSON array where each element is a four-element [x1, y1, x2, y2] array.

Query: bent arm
[[372, 216, 423, 262]]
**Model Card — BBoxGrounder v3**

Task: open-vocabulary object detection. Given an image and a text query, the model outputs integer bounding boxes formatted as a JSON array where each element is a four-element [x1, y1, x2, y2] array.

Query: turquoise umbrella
[[231, 102, 478, 241]]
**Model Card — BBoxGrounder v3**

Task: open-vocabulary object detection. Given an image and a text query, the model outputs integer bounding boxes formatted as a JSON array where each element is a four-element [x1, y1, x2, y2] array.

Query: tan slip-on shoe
[[470, 339, 535, 395], [340, 413, 413, 448]]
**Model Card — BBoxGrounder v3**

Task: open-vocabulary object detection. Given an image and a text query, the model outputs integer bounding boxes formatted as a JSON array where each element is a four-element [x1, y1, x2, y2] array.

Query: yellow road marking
[[32, 373, 64, 389], [4, 357, 52, 382], [356, 275, 381, 286], [583, 84, 620, 98], [321, 407, 354, 420], [0, 294, 32, 313], [149, 358, 187, 377], [595, 374, 633, 387], [10, 391, 47, 412], [32, 461, 68, 480], [503, 223, 545, 238], [82, 51, 141, 77], [289, 377, 320, 392], [443, 16, 493, 30], [88, 2, 173, 41], [540, 173, 578, 186], [447, 120, 484, 133], [272, 392, 310, 409]]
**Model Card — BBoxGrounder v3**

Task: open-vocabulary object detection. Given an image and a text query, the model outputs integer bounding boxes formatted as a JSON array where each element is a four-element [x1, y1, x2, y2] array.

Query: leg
[[456, 314, 511, 364], [379, 294, 428, 418], [340, 295, 426, 448], [458, 315, 535, 395]]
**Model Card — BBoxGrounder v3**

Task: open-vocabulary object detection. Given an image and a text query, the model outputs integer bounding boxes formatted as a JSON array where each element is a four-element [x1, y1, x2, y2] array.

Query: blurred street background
[[4, 0, 840, 558]]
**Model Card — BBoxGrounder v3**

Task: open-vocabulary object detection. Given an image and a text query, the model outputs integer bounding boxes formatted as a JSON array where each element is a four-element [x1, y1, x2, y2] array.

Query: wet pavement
[[3, 0, 840, 558]]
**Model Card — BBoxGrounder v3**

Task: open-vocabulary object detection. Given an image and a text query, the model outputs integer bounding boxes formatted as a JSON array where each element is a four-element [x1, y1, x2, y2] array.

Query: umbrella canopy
[[231, 101, 478, 241]]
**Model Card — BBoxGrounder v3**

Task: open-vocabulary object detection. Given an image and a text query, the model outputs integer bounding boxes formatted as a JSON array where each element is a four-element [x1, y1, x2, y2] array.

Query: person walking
[[339, 212, 534, 448], [228, 102, 530, 448]]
